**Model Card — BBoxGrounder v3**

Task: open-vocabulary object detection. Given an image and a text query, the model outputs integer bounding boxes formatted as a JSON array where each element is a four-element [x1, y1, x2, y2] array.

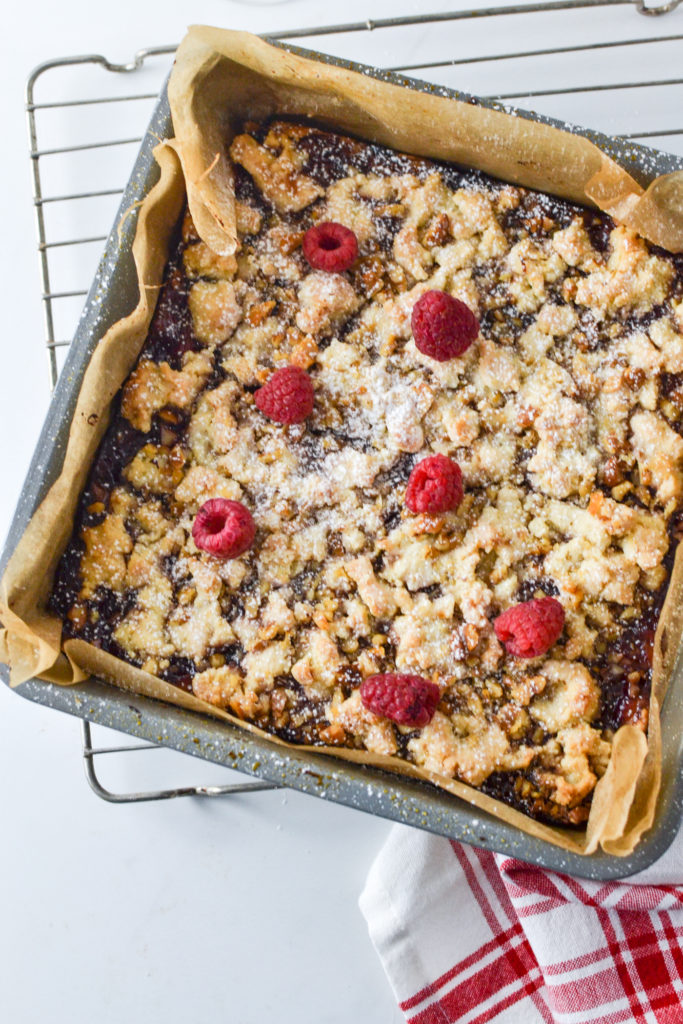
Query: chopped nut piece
[[123, 444, 187, 495]]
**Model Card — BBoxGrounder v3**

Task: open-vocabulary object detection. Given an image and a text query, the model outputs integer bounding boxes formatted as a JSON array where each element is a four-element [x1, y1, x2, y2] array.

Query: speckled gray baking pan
[[3, 45, 683, 879]]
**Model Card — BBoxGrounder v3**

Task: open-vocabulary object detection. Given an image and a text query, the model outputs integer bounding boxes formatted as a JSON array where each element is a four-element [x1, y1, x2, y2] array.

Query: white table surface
[[2, 3, 683, 1022]]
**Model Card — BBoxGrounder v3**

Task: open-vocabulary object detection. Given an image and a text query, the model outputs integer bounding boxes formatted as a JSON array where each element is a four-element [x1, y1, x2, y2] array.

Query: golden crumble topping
[[51, 120, 683, 826]]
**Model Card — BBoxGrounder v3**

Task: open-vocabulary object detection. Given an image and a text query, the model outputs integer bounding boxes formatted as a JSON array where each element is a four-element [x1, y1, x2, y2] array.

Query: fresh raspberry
[[411, 290, 479, 361], [405, 454, 463, 514], [494, 597, 565, 659], [303, 221, 358, 273], [360, 673, 440, 728], [255, 366, 315, 424], [192, 498, 255, 559]]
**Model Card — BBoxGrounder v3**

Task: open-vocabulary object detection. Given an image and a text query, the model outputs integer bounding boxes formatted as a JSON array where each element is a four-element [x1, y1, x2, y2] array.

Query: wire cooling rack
[[26, 0, 683, 802]]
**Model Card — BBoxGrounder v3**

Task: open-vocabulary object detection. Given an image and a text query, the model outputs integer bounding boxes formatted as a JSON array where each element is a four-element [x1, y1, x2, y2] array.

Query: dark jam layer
[[50, 119, 683, 826]]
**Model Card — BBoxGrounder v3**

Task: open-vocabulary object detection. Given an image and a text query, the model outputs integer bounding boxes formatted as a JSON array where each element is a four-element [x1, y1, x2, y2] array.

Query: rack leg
[[81, 721, 279, 803]]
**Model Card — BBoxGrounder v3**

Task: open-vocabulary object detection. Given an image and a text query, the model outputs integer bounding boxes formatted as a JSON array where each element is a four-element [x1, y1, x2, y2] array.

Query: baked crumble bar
[[51, 120, 683, 825]]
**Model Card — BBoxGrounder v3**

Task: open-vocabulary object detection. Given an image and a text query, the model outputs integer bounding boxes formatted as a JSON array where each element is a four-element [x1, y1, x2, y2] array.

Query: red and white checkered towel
[[359, 825, 683, 1023]]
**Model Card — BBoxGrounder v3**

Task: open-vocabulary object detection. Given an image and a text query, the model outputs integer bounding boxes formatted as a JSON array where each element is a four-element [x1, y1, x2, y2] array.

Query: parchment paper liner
[[169, 26, 683, 258], [3, 27, 683, 856]]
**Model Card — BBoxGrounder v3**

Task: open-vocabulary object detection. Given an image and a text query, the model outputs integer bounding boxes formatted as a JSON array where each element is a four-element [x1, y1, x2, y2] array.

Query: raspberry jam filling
[[50, 118, 683, 827]]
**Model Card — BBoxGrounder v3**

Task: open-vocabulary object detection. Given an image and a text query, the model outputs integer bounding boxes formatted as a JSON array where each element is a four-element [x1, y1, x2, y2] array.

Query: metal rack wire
[[25, 0, 683, 802]]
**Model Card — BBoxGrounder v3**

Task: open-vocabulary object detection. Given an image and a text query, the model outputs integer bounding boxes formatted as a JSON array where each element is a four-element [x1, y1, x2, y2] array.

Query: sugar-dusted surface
[[52, 119, 683, 826]]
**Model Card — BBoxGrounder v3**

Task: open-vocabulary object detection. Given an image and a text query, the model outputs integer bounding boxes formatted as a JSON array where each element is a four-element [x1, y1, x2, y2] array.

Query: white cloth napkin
[[359, 826, 683, 1023]]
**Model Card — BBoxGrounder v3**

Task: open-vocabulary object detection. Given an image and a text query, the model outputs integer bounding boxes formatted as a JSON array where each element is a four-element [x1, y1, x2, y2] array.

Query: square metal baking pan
[[3, 42, 683, 879]]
